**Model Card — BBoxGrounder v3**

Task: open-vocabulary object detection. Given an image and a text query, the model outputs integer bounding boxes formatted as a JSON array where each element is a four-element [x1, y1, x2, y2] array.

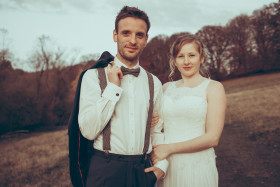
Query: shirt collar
[[114, 56, 140, 69]]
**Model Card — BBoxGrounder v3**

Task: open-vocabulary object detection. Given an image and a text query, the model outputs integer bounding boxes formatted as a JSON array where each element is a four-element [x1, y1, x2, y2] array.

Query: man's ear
[[113, 29, 117, 42], [145, 34, 149, 46]]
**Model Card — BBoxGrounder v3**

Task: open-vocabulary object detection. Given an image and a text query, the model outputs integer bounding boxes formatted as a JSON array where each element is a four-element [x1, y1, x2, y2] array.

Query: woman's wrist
[[167, 144, 174, 156]]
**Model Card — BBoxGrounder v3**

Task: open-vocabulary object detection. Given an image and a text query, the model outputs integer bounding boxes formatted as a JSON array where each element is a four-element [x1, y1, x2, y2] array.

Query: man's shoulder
[[141, 68, 162, 85], [141, 66, 161, 83], [82, 68, 100, 80]]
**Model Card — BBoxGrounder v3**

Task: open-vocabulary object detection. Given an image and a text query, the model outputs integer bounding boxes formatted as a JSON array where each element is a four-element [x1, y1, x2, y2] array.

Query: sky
[[0, 0, 277, 70]]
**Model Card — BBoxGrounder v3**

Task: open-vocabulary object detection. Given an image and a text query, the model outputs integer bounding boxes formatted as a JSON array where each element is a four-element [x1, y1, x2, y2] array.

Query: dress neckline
[[174, 78, 209, 89]]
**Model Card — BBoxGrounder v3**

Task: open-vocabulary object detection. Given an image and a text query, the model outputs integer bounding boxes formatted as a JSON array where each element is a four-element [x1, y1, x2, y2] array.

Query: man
[[78, 6, 167, 186]]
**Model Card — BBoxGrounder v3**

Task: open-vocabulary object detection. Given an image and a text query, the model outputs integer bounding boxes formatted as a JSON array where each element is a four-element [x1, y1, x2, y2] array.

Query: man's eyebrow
[[121, 30, 130, 33]]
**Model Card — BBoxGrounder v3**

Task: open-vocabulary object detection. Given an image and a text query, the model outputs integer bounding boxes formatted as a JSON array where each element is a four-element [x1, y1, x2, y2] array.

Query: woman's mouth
[[183, 67, 192, 71]]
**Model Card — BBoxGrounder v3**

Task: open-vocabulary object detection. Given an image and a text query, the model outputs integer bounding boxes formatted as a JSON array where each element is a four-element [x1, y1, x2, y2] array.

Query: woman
[[151, 34, 226, 186]]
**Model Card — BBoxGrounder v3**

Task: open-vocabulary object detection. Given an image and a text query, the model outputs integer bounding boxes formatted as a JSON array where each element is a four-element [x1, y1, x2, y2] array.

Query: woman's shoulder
[[207, 80, 226, 98], [208, 80, 224, 89]]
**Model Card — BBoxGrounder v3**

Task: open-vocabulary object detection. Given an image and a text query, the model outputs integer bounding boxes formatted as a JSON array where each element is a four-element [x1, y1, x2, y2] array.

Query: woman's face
[[175, 42, 204, 78]]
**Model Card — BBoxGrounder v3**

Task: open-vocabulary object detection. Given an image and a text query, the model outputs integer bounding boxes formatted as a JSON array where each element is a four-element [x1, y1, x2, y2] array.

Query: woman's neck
[[180, 74, 205, 87]]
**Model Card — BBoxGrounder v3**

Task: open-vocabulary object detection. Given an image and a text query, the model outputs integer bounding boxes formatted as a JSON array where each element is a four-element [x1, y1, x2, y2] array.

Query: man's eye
[[137, 33, 144, 38]]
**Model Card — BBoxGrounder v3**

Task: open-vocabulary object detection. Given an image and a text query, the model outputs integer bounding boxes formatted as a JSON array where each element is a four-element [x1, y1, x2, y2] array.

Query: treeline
[[140, 2, 280, 82], [0, 2, 279, 134]]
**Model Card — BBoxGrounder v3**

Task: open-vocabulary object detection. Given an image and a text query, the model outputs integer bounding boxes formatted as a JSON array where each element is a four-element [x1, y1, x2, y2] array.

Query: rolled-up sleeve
[[78, 69, 122, 140]]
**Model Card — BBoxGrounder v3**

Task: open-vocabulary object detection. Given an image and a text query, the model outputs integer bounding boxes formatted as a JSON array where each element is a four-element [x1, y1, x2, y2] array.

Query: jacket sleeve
[[78, 69, 123, 140]]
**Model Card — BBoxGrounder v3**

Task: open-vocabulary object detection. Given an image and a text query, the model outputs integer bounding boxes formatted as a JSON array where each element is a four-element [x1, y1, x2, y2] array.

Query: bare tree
[[28, 35, 66, 96], [0, 28, 13, 62]]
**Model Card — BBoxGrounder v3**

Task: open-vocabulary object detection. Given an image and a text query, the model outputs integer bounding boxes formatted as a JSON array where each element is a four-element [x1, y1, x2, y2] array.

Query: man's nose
[[129, 34, 136, 44]]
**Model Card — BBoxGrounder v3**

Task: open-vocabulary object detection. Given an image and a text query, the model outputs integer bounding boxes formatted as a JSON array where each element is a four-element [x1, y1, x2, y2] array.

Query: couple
[[77, 6, 226, 187]]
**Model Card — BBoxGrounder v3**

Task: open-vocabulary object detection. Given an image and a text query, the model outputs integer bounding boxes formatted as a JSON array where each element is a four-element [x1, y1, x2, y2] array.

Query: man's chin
[[123, 53, 139, 61]]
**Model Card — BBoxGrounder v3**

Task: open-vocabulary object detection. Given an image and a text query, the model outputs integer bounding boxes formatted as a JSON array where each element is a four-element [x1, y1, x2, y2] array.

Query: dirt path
[[216, 123, 280, 187]]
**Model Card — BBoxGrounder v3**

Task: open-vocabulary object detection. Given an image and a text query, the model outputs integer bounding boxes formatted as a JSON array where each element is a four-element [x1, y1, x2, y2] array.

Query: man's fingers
[[109, 61, 114, 66], [144, 166, 155, 173], [118, 71, 123, 79]]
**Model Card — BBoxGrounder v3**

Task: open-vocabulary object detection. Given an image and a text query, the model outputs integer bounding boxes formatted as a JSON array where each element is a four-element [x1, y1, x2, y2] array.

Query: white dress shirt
[[78, 56, 168, 173]]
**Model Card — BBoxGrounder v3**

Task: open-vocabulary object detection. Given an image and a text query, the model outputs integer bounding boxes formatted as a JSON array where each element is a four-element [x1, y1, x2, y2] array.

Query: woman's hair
[[115, 6, 150, 34], [169, 34, 207, 80]]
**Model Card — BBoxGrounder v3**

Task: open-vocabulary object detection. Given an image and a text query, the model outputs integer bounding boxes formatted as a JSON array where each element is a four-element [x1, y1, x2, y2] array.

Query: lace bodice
[[162, 79, 211, 143]]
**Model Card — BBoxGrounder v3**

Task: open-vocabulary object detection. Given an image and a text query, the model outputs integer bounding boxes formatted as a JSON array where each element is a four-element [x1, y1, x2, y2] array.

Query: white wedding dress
[[157, 79, 218, 187]]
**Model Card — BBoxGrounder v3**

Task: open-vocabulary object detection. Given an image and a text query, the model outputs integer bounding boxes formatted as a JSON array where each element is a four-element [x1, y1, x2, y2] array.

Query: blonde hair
[[169, 34, 207, 80]]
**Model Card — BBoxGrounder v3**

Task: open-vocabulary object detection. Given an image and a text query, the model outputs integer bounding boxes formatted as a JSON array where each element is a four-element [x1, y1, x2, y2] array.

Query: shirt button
[[116, 93, 119, 96]]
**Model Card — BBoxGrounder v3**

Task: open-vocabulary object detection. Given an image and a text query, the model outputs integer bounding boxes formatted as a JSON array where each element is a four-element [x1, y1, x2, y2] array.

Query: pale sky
[[0, 0, 277, 70]]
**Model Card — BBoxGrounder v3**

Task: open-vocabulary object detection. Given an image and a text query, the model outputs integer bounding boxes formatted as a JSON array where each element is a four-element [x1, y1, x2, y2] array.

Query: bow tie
[[121, 66, 140, 77]]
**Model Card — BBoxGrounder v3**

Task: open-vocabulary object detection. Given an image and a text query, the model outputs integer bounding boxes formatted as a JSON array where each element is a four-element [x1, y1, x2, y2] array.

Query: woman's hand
[[151, 112, 159, 128], [151, 144, 171, 164]]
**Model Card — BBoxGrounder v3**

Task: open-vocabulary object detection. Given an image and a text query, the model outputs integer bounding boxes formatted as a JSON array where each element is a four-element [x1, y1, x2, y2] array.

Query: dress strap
[[200, 79, 211, 98]]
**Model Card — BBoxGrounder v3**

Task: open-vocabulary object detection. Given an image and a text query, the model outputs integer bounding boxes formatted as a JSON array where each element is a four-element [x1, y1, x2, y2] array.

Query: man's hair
[[115, 6, 150, 34]]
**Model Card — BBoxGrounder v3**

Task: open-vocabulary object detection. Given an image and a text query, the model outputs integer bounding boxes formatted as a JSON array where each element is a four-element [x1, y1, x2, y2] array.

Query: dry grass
[[0, 129, 71, 187], [0, 72, 279, 186], [223, 72, 280, 132]]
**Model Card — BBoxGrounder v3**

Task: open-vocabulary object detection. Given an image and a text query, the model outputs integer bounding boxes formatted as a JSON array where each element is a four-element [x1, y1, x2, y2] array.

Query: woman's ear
[[200, 56, 205, 64]]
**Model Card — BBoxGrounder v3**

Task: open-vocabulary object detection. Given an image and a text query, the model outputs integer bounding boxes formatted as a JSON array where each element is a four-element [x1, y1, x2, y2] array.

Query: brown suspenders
[[97, 68, 154, 154]]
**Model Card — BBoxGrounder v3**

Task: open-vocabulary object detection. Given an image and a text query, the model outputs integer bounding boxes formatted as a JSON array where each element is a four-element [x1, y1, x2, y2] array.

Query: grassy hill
[[0, 72, 279, 187]]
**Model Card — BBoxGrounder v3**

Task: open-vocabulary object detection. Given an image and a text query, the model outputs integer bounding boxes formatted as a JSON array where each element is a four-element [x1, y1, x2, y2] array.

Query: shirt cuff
[[102, 83, 123, 102], [154, 159, 168, 177]]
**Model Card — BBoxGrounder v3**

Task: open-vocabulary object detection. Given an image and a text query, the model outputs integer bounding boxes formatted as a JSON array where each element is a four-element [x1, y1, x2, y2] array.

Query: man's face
[[113, 17, 148, 65]]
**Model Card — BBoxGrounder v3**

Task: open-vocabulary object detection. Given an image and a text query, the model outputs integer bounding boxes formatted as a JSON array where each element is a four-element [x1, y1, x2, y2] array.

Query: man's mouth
[[126, 46, 137, 50]]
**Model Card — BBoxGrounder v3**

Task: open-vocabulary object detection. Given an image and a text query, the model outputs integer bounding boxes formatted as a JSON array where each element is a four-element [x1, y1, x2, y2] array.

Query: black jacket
[[68, 51, 114, 187]]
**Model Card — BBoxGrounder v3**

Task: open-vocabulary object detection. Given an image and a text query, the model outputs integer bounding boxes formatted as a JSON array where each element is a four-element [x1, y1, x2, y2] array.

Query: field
[[0, 72, 280, 187]]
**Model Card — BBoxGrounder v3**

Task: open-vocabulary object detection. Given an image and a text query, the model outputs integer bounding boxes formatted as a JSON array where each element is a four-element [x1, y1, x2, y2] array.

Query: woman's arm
[[152, 81, 226, 163]]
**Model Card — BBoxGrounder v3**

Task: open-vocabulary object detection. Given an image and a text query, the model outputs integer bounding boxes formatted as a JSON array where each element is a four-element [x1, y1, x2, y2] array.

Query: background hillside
[[1, 72, 279, 186], [0, 2, 279, 134]]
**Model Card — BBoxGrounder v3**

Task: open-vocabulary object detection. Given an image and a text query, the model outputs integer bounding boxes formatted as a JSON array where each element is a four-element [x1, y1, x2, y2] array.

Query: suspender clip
[[144, 153, 147, 160], [104, 150, 109, 158]]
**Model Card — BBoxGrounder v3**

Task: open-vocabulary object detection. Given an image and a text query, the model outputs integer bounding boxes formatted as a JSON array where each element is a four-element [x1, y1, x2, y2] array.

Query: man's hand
[[144, 166, 165, 180], [107, 61, 123, 87]]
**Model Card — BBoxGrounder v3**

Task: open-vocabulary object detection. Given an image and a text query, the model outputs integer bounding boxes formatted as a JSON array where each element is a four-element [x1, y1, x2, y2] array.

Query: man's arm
[[148, 76, 168, 178], [78, 69, 122, 140]]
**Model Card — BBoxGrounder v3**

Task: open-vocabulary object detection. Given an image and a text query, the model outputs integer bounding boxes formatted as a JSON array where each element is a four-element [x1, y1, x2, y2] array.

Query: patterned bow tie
[[121, 66, 140, 77]]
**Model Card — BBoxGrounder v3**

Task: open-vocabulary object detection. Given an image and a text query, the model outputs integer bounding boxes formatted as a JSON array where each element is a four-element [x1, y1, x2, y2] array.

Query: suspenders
[[97, 68, 154, 155]]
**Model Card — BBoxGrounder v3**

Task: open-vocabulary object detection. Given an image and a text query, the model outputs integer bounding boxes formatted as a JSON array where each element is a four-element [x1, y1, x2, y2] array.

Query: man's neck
[[116, 54, 138, 68]]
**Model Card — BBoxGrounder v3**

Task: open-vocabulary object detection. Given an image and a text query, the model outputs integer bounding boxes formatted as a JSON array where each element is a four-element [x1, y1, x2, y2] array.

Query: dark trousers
[[86, 149, 157, 187]]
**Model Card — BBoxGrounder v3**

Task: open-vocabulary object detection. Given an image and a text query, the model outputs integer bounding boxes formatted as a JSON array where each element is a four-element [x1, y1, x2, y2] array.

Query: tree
[[0, 28, 13, 63], [196, 26, 230, 80], [251, 2, 280, 71], [27, 35, 72, 126], [226, 15, 254, 76]]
